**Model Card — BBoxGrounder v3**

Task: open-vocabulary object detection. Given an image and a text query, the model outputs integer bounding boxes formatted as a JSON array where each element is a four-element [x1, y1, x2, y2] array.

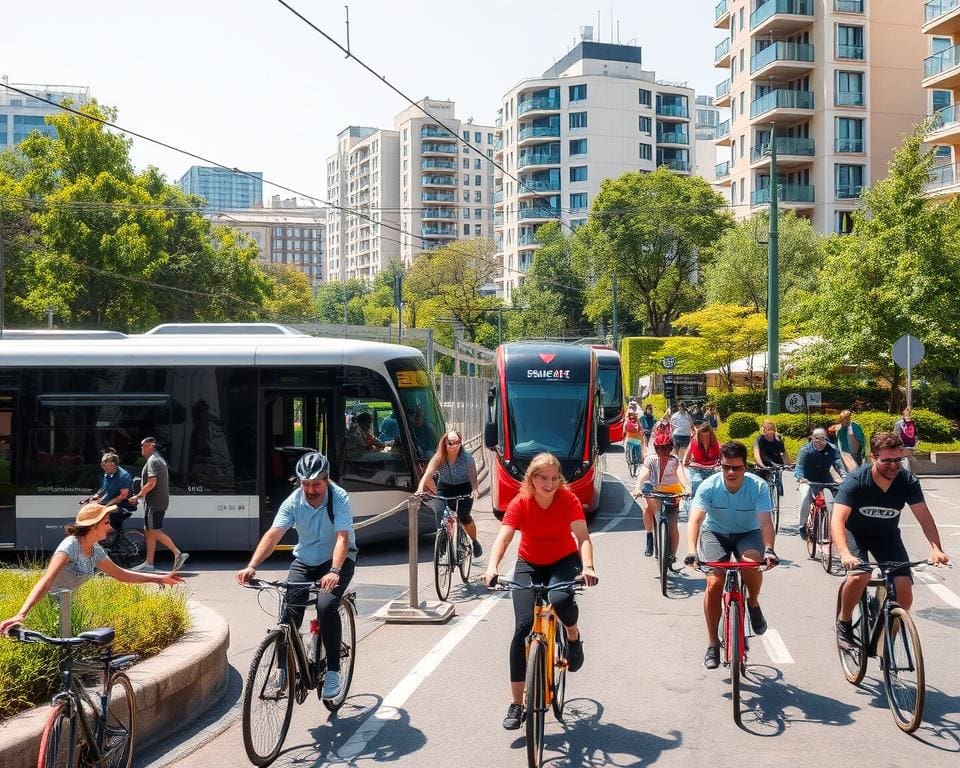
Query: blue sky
[[5, 0, 719, 198]]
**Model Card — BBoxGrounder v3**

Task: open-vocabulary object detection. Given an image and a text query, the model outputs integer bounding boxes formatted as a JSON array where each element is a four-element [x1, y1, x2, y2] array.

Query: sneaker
[[173, 552, 190, 572], [502, 702, 525, 730], [644, 534, 654, 557], [131, 562, 156, 573], [472, 539, 483, 559], [264, 669, 287, 698], [836, 620, 857, 651], [321, 670, 342, 699], [748, 604, 767, 636], [703, 644, 720, 669], [567, 637, 584, 673], [798, 526, 808, 542]]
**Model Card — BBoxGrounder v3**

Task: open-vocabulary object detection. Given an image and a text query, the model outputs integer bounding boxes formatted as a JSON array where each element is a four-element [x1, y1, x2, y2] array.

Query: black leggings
[[427, 482, 474, 525], [509, 554, 581, 682], [282, 557, 355, 672]]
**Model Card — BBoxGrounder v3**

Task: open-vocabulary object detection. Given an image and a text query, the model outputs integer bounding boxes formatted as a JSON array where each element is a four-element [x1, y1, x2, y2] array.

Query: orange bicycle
[[492, 577, 585, 768]]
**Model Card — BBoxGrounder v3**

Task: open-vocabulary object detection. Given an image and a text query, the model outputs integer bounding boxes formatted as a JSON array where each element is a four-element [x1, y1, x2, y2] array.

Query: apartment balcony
[[751, 183, 815, 208], [715, 0, 731, 29], [715, 37, 731, 67], [835, 184, 864, 200], [835, 137, 865, 153], [494, 189, 504, 204], [836, 43, 865, 61], [518, 207, 562, 221], [495, 116, 503, 129], [421, 225, 458, 238], [494, 137, 503, 153], [421, 191, 457, 202], [835, 0, 864, 12], [421, 209, 458, 221], [518, 232, 541, 247], [716, 118, 732, 146], [420, 127, 456, 140], [836, 90, 865, 107], [749, 89, 814, 125], [923, 0, 960, 36], [494, 212, 504, 227], [925, 162, 960, 197], [751, 41, 815, 79], [715, 161, 731, 185], [750, 136, 815, 168], [928, 103, 960, 145], [421, 175, 457, 187], [518, 152, 561, 170], [657, 131, 690, 146], [750, 0, 814, 36], [656, 103, 691, 121], [715, 78, 731, 108], [421, 158, 457, 171], [517, 95, 561, 116], [923, 45, 960, 90], [659, 159, 691, 173], [421, 142, 458, 155], [517, 125, 561, 145], [518, 178, 562, 196]]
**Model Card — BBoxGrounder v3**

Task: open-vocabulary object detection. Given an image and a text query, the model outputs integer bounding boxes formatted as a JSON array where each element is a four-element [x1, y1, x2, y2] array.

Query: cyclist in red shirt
[[483, 452, 599, 731]]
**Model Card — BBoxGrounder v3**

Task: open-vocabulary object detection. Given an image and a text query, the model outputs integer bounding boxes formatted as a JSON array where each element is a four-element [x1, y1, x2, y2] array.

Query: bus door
[[259, 389, 333, 537], [0, 391, 15, 549]]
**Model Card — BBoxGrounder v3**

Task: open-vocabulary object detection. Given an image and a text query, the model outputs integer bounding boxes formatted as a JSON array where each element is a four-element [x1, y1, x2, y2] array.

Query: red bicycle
[[803, 481, 840, 573]]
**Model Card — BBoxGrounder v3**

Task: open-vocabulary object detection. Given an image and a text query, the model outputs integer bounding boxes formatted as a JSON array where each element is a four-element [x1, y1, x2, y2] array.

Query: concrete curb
[[0, 600, 229, 768]]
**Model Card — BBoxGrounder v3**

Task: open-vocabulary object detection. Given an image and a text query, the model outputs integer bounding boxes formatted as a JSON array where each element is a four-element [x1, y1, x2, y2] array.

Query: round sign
[[661, 356, 676, 370], [891, 334, 925, 370], [784, 393, 805, 413]]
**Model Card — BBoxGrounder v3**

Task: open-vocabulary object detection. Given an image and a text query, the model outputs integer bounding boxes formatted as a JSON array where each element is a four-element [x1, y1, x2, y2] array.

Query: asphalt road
[[143, 449, 960, 768]]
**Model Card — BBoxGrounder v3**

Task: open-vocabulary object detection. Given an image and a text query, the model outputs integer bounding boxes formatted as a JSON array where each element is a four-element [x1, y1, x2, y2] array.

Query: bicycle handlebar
[[8, 628, 96, 647], [846, 559, 935, 573], [242, 578, 323, 591], [489, 577, 586, 593], [415, 492, 473, 502], [641, 491, 690, 500], [697, 561, 773, 570]]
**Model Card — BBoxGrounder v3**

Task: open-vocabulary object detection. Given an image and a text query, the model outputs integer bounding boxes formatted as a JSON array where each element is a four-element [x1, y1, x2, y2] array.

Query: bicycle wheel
[[727, 601, 744, 725], [551, 630, 568, 721], [457, 525, 473, 583], [819, 509, 833, 574], [806, 508, 818, 560], [322, 601, 357, 712], [242, 630, 294, 767], [433, 527, 453, 601], [836, 585, 868, 685], [102, 672, 135, 768], [37, 702, 78, 768], [112, 530, 146, 569], [771, 483, 780, 534], [524, 639, 546, 768], [657, 515, 669, 598], [882, 607, 925, 733]]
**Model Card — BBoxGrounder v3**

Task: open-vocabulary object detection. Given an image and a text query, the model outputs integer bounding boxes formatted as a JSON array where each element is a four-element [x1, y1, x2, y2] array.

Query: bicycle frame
[[529, 602, 558, 709], [721, 568, 748, 666], [858, 563, 924, 660]]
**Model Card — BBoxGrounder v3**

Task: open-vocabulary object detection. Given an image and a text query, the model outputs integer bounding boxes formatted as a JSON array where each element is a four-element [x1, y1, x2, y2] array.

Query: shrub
[[0, 568, 189, 719], [713, 391, 766, 419], [727, 412, 760, 439]]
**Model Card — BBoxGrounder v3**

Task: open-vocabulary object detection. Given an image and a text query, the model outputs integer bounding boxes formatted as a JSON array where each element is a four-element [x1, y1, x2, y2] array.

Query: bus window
[[384, 358, 444, 464]]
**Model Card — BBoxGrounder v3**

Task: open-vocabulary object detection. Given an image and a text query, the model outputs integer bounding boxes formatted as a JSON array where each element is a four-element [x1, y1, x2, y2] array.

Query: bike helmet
[[295, 451, 329, 481], [653, 432, 674, 449]]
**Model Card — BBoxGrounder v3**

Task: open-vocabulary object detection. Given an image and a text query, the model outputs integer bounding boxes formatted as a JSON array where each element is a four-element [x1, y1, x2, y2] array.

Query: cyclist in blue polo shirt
[[237, 452, 357, 700], [685, 440, 779, 670]]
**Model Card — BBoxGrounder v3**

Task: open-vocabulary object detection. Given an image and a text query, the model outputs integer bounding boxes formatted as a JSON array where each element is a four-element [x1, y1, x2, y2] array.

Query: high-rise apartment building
[[712, 0, 926, 234], [922, 1, 960, 197], [0, 76, 90, 148], [178, 166, 263, 210], [694, 95, 730, 186], [493, 37, 695, 301]]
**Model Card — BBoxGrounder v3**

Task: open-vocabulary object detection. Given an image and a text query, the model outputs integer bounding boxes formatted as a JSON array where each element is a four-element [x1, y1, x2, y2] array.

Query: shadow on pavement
[[510, 698, 682, 767], [852, 678, 960, 751]]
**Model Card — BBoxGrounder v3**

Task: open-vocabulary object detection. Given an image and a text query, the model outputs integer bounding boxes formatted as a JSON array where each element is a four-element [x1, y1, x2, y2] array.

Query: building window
[[474, 208, 482, 219], [475, 174, 482, 186], [463, 224, 470, 235], [473, 224, 482, 236], [740, 135, 745, 158], [487, 132, 494, 144], [475, 191, 482, 202], [638, 88, 652, 107], [569, 84, 587, 102], [463, 174, 470, 185], [836, 117, 864, 152], [836, 71, 865, 106], [836, 210, 855, 234], [463, 158, 470, 169], [570, 166, 588, 182], [569, 112, 588, 129], [639, 143, 652, 161], [639, 116, 652, 134], [463, 191, 470, 201], [836, 164, 864, 199], [570, 139, 588, 155], [837, 25, 865, 60], [932, 89, 951, 114], [570, 193, 588, 210], [739, 91, 745, 115], [474, 131, 482, 143], [462, 130, 469, 141]]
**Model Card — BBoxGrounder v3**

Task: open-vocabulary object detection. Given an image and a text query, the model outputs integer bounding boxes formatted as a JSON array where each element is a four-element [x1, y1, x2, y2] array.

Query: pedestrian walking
[[130, 437, 189, 572]]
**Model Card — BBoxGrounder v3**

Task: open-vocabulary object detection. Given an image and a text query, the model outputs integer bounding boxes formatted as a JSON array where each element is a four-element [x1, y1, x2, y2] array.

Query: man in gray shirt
[[130, 437, 189, 572]]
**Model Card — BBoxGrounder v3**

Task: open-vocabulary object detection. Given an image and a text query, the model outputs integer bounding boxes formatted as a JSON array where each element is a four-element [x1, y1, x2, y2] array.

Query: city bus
[[0, 324, 445, 552], [592, 346, 625, 443], [483, 343, 610, 518]]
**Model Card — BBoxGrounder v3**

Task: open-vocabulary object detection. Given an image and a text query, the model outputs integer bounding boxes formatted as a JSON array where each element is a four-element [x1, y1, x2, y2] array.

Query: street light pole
[[611, 272, 619, 350], [766, 123, 779, 416]]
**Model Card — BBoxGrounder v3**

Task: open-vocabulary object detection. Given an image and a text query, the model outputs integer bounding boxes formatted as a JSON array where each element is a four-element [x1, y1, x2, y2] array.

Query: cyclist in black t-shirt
[[832, 431, 950, 649], [752, 419, 790, 498]]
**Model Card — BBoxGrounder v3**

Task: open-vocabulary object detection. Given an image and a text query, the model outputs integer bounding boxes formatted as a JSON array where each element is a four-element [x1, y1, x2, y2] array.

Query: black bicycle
[[240, 579, 358, 766], [752, 463, 793, 533], [102, 512, 146, 570], [419, 492, 474, 601], [642, 487, 687, 597], [836, 560, 929, 733], [9, 626, 136, 768]]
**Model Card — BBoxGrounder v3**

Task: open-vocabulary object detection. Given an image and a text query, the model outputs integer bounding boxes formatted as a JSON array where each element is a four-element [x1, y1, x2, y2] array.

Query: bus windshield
[[507, 381, 589, 460], [597, 367, 623, 421], [385, 358, 444, 462]]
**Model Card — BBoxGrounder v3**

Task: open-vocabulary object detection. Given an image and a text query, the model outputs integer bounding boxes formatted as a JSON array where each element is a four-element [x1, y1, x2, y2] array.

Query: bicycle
[[490, 577, 585, 768], [835, 559, 932, 733], [641, 485, 687, 597], [802, 481, 839, 573], [419, 492, 474, 601], [625, 438, 643, 478], [686, 559, 772, 726], [8, 625, 136, 768], [240, 578, 358, 767], [751, 464, 793, 533]]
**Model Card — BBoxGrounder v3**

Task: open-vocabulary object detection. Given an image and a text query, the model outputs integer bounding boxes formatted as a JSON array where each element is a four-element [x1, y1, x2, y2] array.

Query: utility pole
[[394, 273, 403, 343], [766, 123, 779, 416], [611, 273, 619, 351]]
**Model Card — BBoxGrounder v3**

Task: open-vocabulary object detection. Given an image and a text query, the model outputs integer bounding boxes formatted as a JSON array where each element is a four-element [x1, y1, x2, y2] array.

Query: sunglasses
[[720, 464, 746, 472], [447, 440, 461, 446]]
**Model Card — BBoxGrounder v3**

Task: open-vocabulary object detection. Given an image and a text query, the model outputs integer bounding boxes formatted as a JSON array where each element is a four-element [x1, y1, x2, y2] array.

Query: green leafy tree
[[261, 264, 315, 321], [314, 278, 369, 324], [575, 167, 732, 336]]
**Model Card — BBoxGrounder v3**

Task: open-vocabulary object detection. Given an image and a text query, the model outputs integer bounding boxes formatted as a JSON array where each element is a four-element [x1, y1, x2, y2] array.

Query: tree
[[575, 167, 733, 336], [261, 264, 315, 322], [704, 210, 824, 329], [314, 279, 369, 324], [404, 239, 500, 341], [669, 304, 768, 392]]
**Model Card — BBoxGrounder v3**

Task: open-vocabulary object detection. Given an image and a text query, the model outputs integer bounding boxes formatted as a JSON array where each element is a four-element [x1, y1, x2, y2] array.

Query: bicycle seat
[[654, 483, 685, 495], [78, 627, 115, 646]]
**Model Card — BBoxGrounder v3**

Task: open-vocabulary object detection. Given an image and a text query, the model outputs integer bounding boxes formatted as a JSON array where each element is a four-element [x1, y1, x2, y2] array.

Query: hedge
[[727, 412, 761, 439], [730, 408, 955, 442], [620, 336, 699, 396]]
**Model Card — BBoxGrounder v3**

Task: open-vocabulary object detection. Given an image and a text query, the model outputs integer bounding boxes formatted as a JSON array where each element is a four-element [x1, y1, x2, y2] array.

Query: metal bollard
[[407, 496, 420, 609], [54, 589, 72, 638]]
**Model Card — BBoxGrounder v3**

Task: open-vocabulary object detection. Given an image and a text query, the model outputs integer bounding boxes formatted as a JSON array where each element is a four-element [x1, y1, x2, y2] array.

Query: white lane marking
[[760, 629, 795, 664], [922, 491, 960, 509], [914, 569, 960, 609], [326, 593, 504, 763], [593, 491, 636, 537]]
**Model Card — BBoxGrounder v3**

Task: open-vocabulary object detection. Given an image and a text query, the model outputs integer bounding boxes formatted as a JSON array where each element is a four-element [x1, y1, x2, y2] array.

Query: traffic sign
[[661, 356, 676, 370], [891, 335, 925, 370], [805, 391, 822, 407], [784, 393, 805, 413]]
